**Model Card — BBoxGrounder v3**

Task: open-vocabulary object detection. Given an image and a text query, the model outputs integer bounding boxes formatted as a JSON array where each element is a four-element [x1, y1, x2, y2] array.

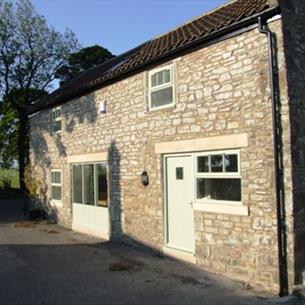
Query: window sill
[[51, 200, 62, 208], [193, 202, 249, 216], [52, 131, 62, 137], [148, 103, 175, 112]]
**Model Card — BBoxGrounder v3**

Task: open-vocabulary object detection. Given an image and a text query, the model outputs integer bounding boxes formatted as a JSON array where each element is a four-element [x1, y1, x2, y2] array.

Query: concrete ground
[[0, 199, 303, 305]]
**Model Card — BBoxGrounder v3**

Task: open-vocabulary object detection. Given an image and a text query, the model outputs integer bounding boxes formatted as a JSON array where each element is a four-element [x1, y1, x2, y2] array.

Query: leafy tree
[[0, 88, 48, 168], [0, 97, 18, 168], [56, 45, 115, 86], [0, 0, 79, 192]]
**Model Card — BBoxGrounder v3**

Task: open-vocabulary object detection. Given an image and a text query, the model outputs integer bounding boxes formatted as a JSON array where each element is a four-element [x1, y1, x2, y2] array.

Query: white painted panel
[[95, 207, 109, 235], [166, 155, 194, 253], [83, 204, 96, 230], [72, 203, 83, 226], [72, 203, 109, 239]]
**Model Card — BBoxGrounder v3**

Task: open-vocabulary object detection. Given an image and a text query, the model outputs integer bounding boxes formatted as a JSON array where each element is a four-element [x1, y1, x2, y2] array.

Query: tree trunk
[[18, 108, 29, 194]]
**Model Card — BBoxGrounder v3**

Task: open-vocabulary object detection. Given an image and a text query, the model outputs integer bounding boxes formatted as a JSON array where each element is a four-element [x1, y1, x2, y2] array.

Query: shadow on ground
[[0, 199, 303, 305]]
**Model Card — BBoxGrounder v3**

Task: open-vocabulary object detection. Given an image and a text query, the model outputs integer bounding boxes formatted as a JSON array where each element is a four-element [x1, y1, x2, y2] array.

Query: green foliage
[[0, 0, 79, 96], [0, 101, 18, 167], [56, 45, 115, 86], [0, 0, 79, 190], [0, 88, 48, 168], [0, 168, 19, 189], [1, 176, 11, 189], [23, 164, 40, 199]]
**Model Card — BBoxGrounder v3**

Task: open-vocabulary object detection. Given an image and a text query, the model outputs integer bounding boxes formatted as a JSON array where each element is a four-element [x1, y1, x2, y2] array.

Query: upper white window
[[52, 107, 61, 133], [148, 65, 174, 110], [195, 150, 241, 204], [51, 170, 62, 201]]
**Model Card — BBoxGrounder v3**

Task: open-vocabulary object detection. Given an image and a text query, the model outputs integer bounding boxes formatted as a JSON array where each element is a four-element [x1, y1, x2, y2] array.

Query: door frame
[[163, 153, 195, 254]]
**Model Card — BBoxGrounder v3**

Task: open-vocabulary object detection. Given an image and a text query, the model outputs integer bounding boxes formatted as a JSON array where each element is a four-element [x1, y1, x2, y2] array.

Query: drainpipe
[[258, 16, 288, 296]]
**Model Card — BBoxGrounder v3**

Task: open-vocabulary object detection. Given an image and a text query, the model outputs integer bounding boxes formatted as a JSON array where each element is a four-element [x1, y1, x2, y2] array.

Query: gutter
[[28, 6, 281, 115], [258, 16, 288, 296]]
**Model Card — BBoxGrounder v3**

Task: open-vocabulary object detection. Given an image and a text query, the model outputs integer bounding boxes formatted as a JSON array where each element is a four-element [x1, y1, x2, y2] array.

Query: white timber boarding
[[67, 152, 110, 239], [159, 134, 249, 262]]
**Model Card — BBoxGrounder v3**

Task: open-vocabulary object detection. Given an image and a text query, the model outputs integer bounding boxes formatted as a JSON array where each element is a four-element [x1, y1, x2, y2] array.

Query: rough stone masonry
[[29, 7, 304, 295]]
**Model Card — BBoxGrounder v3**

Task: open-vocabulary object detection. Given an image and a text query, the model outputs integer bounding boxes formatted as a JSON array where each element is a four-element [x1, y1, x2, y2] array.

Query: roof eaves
[[28, 3, 280, 115]]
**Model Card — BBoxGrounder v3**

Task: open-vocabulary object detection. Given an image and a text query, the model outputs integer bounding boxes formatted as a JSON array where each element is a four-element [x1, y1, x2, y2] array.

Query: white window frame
[[51, 169, 62, 205], [51, 107, 62, 133], [72, 162, 108, 207], [148, 64, 175, 111], [194, 150, 242, 206]]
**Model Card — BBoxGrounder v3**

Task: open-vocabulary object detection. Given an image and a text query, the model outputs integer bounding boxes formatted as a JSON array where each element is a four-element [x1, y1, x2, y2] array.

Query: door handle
[[189, 200, 193, 207]]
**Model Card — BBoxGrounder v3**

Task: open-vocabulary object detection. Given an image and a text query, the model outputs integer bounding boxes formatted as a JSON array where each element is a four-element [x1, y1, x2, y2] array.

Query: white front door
[[166, 155, 195, 253]]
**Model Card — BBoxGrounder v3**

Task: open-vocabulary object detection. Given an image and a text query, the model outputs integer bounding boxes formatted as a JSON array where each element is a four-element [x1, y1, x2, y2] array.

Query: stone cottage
[[28, 0, 305, 295]]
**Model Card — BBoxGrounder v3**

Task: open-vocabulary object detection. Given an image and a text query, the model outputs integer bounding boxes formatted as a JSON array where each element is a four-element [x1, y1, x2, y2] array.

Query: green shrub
[[1, 177, 12, 189], [24, 164, 41, 199]]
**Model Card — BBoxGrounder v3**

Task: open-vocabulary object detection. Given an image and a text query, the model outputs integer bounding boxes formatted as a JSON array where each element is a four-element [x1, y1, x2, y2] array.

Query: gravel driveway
[[0, 199, 303, 305]]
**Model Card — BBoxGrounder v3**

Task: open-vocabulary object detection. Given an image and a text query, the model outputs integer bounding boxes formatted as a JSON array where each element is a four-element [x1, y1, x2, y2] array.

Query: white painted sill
[[148, 102, 175, 112], [193, 202, 249, 216], [50, 200, 63, 208], [52, 130, 62, 136]]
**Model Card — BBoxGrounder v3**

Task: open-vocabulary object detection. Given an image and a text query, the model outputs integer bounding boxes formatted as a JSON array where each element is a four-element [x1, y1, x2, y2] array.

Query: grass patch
[[0, 168, 19, 189]]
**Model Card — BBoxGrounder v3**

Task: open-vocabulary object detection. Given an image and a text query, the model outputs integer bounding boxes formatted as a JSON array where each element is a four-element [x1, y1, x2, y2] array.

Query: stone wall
[[29, 19, 290, 293], [280, 0, 305, 290]]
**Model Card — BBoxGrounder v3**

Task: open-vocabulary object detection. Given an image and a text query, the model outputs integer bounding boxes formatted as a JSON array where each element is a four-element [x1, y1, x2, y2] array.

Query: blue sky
[[32, 0, 227, 55]]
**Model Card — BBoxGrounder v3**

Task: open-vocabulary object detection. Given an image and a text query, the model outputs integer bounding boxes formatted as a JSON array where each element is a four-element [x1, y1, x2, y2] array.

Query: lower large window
[[196, 151, 241, 204], [72, 163, 108, 207]]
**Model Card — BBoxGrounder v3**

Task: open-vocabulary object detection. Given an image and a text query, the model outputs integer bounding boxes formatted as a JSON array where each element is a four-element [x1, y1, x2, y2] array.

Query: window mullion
[[94, 164, 97, 206], [150, 82, 172, 92], [82, 164, 85, 205]]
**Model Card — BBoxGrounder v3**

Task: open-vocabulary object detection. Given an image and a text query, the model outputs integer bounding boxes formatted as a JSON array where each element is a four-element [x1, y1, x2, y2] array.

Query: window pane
[[151, 74, 157, 87], [51, 186, 61, 200], [163, 69, 171, 83], [211, 155, 223, 172], [151, 69, 171, 88], [151, 86, 173, 108], [224, 154, 238, 172], [197, 178, 241, 202], [197, 156, 209, 172], [73, 165, 83, 204], [157, 70, 164, 85], [176, 167, 183, 180], [51, 171, 61, 184], [52, 108, 61, 120], [52, 120, 61, 132], [96, 164, 108, 207], [84, 164, 95, 205]]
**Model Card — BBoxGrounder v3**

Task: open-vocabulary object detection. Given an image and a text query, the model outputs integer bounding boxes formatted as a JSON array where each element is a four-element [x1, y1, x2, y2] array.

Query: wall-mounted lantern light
[[141, 171, 149, 186]]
